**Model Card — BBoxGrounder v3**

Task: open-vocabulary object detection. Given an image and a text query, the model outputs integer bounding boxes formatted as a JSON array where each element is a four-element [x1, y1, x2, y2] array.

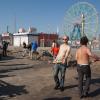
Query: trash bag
[[42, 51, 53, 57], [68, 60, 77, 67]]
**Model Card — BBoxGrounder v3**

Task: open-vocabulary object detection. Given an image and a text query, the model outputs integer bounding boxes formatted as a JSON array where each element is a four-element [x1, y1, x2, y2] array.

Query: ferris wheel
[[63, 2, 99, 40]]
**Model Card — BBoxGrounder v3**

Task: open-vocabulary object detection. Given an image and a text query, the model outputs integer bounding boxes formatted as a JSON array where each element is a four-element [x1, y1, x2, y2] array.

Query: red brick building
[[38, 32, 59, 47]]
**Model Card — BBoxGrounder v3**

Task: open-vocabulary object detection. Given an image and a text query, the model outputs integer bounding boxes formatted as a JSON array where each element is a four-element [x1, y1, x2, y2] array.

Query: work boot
[[54, 84, 60, 90], [60, 87, 64, 92]]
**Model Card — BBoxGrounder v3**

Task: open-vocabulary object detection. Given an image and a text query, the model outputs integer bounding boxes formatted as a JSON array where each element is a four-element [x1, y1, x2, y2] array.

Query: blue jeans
[[53, 63, 67, 87], [31, 50, 37, 59]]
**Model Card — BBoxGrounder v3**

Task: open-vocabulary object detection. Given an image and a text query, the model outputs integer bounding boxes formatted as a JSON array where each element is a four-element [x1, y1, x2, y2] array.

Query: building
[[38, 32, 58, 47], [13, 27, 38, 46], [0, 35, 2, 43], [2, 32, 13, 45]]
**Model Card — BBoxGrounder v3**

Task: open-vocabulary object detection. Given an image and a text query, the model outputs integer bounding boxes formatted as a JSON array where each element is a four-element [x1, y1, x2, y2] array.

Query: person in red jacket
[[51, 42, 59, 59]]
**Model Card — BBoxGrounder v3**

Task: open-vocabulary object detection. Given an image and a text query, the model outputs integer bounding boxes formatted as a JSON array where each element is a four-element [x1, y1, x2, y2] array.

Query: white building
[[13, 27, 38, 46]]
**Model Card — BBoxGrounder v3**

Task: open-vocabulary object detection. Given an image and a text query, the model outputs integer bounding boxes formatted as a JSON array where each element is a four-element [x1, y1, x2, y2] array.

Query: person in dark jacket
[[2, 41, 9, 56], [27, 43, 32, 58], [22, 42, 27, 57]]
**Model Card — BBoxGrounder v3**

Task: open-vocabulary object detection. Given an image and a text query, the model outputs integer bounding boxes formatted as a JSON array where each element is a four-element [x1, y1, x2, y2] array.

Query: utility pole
[[7, 25, 9, 33], [57, 26, 59, 34], [47, 24, 50, 46], [14, 14, 16, 33], [99, 34, 100, 50], [81, 13, 85, 37]]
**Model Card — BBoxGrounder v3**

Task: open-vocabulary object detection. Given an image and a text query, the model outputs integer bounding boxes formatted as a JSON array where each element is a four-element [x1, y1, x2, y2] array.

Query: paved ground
[[0, 48, 100, 100]]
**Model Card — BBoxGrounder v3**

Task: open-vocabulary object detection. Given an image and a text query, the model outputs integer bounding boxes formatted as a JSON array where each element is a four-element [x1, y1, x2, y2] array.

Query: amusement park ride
[[70, 13, 85, 40], [63, 2, 99, 41]]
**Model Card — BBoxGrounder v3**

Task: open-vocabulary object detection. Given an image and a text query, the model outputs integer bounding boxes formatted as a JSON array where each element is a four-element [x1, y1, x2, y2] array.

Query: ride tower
[[70, 13, 86, 41]]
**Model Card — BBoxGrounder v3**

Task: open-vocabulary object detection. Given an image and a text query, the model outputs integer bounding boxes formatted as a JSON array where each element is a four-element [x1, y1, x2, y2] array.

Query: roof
[[13, 32, 39, 36]]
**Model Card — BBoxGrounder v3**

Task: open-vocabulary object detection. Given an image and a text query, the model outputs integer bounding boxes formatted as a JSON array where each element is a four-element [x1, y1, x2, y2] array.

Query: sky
[[0, 0, 100, 35]]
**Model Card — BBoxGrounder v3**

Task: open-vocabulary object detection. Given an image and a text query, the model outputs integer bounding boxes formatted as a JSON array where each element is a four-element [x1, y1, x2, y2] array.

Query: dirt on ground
[[0, 47, 100, 100]]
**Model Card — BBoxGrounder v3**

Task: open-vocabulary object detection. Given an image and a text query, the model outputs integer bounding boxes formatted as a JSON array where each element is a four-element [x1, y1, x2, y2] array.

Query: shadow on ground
[[0, 74, 15, 78], [0, 80, 28, 99], [74, 77, 100, 98], [0, 63, 27, 66], [0, 65, 33, 74], [89, 78, 100, 97], [43, 97, 71, 100], [91, 78, 100, 84], [64, 84, 77, 90], [89, 88, 100, 97], [0, 56, 15, 61]]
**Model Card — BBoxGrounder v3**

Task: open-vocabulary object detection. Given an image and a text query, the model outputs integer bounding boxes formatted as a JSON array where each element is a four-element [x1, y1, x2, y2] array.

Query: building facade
[[2, 32, 13, 45], [13, 32, 38, 47], [13, 27, 38, 47], [38, 32, 58, 47]]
